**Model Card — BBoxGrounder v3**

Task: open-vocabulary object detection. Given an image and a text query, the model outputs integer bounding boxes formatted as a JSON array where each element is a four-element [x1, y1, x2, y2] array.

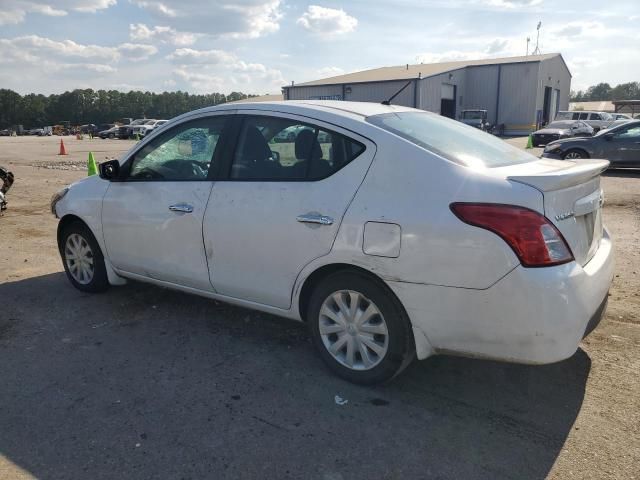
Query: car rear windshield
[[367, 111, 536, 168]]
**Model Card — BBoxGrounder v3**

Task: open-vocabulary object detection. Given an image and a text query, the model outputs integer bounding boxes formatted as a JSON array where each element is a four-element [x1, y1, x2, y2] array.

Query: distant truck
[[459, 110, 492, 132]]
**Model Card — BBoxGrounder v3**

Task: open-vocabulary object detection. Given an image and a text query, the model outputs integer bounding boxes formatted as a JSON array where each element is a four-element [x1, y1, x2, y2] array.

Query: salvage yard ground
[[1, 136, 639, 479]]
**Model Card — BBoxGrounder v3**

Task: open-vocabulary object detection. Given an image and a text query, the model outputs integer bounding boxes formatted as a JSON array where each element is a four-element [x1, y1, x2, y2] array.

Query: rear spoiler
[[508, 159, 609, 192]]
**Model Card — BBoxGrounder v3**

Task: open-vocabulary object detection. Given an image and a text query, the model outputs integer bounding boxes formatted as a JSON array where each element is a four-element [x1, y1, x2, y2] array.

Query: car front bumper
[[388, 228, 614, 363]]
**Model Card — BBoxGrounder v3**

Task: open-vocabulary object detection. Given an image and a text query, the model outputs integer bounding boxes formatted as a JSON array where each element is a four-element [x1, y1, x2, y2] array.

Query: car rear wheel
[[307, 271, 414, 384], [563, 149, 589, 160], [60, 221, 110, 293]]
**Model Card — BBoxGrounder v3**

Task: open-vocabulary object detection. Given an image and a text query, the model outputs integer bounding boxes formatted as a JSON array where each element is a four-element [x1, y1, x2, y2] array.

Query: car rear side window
[[367, 111, 535, 168], [230, 116, 365, 181]]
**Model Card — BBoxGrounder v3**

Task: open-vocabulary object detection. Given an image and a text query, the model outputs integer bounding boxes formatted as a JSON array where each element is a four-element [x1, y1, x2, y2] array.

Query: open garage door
[[441, 83, 456, 119]]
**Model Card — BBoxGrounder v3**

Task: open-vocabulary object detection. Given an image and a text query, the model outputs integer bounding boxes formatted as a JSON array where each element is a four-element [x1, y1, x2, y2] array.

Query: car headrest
[[295, 129, 322, 161]]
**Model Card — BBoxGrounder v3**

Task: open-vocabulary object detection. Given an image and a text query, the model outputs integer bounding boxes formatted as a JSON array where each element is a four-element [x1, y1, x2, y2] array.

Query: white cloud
[[130, 0, 282, 38], [166, 48, 236, 64], [316, 66, 344, 78], [484, 0, 542, 7], [0, 0, 115, 25], [117, 43, 159, 61], [168, 48, 285, 94], [129, 23, 197, 46], [297, 5, 358, 35]]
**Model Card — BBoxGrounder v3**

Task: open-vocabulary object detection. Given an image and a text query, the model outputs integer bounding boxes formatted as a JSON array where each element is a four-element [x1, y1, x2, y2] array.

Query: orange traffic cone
[[58, 139, 68, 155]]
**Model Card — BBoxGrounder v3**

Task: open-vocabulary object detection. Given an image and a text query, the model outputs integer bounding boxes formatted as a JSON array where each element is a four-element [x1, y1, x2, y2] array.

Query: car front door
[[102, 113, 232, 291], [203, 112, 376, 309], [609, 125, 640, 165]]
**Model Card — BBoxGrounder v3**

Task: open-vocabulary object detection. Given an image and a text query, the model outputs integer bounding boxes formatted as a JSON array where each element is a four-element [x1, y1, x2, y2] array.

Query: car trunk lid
[[504, 159, 609, 266]]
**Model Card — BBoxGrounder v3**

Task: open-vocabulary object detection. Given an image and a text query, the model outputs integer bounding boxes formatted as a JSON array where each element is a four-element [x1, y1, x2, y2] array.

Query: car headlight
[[50, 187, 69, 217], [544, 143, 562, 153]]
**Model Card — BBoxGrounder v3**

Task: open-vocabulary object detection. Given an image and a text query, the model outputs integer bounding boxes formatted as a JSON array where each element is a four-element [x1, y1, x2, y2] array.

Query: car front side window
[[615, 126, 640, 139], [128, 116, 227, 181]]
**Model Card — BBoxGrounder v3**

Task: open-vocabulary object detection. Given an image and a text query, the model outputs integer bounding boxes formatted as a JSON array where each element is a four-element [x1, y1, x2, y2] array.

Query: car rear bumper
[[388, 227, 614, 363]]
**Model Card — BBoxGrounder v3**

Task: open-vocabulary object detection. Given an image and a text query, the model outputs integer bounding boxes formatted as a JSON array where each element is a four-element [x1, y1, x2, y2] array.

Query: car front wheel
[[563, 149, 589, 160], [60, 221, 110, 293], [308, 271, 414, 384]]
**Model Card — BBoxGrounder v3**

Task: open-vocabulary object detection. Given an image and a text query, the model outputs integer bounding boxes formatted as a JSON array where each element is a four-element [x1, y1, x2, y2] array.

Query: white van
[[555, 111, 614, 132]]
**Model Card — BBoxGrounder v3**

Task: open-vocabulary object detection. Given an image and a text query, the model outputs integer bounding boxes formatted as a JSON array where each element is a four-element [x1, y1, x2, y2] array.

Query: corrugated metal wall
[[463, 66, 499, 124], [418, 68, 465, 114], [497, 62, 539, 132], [536, 55, 572, 121], [345, 80, 416, 107], [286, 84, 343, 100]]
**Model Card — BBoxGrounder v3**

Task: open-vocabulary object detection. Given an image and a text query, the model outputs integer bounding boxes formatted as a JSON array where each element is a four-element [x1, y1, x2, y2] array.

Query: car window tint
[[367, 111, 535, 168], [230, 116, 365, 180], [572, 113, 580, 120], [615, 126, 640, 139], [128, 117, 226, 181], [590, 113, 602, 120], [579, 113, 589, 120]]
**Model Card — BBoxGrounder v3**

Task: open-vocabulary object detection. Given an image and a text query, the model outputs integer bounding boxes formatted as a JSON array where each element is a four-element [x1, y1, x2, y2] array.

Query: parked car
[[0, 129, 11, 136], [131, 119, 167, 138], [459, 109, 492, 132], [543, 120, 640, 166], [555, 111, 614, 132], [531, 120, 593, 146], [613, 113, 632, 120], [118, 118, 148, 139], [98, 126, 120, 139], [51, 101, 613, 384]]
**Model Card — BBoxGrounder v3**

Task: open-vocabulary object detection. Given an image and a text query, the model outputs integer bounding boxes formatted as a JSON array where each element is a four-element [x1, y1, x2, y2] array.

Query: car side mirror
[[270, 150, 281, 162], [99, 159, 121, 181]]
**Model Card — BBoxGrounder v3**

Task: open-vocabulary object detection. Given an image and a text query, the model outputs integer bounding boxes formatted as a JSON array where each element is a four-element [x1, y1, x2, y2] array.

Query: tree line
[[0, 88, 256, 129], [570, 82, 639, 102]]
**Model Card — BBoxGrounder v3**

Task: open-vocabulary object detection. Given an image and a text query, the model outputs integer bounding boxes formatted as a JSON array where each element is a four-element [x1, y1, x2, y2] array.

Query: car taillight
[[450, 203, 574, 267]]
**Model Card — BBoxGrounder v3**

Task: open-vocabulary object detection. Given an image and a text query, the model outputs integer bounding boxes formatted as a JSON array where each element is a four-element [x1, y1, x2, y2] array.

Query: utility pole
[[526, 37, 530, 56], [532, 21, 542, 55]]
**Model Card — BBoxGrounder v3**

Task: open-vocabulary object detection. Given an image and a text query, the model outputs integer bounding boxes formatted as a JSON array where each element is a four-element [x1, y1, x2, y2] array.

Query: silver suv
[[555, 111, 614, 133]]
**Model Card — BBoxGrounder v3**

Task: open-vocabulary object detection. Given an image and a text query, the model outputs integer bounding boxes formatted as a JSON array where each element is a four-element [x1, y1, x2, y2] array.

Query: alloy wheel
[[65, 233, 95, 285], [318, 290, 389, 371], [564, 151, 584, 159]]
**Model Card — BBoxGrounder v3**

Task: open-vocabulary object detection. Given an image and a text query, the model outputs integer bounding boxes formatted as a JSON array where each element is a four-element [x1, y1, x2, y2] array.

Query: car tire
[[307, 271, 415, 384], [563, 149, 589, 160], [108, 133, 114, 139], [60, 221, 110, 293]]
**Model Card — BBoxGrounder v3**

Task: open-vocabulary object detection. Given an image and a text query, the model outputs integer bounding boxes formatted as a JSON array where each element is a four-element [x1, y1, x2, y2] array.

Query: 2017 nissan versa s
[[51, 101, 614, 384]]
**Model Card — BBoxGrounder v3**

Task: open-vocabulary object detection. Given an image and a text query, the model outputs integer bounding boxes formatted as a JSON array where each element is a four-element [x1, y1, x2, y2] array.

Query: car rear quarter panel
[[330, 134, 544, 290]]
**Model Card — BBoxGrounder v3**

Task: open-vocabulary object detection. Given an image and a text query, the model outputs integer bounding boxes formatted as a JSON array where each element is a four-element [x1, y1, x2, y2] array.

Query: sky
[[0, 0, 638, 96]]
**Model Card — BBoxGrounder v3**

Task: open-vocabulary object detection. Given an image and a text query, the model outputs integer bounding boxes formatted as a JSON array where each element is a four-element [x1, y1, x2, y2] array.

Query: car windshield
[[144, 120, 157, 125], [462, 111, 485, 120], [546, 121, 572, 129], [367, 111, 536, 168]]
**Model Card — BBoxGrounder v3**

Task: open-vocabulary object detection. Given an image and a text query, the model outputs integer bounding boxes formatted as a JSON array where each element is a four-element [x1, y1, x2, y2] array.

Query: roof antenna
[[532, 21, 542, 55], [381, 78, 415, 105]]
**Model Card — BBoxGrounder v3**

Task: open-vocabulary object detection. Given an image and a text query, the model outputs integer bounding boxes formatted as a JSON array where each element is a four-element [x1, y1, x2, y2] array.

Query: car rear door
[[203, 111, 376, 309], [101, 113, 233, 291]]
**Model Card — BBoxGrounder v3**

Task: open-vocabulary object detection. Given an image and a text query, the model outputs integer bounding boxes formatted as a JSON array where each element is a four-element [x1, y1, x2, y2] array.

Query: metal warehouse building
[[282, 53, 571, 134]]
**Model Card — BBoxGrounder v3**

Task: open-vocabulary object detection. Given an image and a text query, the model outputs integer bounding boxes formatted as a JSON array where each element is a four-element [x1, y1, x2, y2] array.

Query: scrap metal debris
[[0, 165, 14, 212]]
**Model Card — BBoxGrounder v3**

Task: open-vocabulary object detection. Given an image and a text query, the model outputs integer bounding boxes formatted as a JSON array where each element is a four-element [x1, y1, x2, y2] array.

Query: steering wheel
[[131, 167, 164, 180]]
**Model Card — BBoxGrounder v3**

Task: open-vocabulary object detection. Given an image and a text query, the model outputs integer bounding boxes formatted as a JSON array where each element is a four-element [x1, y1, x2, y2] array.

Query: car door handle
[[296, 213, 334, 225], [168, 203, 194, 213]]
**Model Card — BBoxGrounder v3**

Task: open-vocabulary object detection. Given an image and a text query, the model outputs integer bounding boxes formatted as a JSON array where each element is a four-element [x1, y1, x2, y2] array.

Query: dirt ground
[[1, 135, 638, 480]]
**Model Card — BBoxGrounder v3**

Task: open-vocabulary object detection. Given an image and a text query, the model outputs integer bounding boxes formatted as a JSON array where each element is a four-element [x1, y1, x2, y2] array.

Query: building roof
[[288, 53, 564, 88], [569, 101, 614, 112]]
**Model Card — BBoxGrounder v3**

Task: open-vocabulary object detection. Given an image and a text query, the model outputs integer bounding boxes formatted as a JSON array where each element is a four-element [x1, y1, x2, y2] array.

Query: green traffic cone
[[525, 134, 533, 149], [87, 151, 98, 176], [135, 132, 140, 141]]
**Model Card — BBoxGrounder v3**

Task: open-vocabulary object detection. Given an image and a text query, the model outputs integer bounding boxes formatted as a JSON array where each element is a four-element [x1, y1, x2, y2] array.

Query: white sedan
[[51, 101, 614, 384]]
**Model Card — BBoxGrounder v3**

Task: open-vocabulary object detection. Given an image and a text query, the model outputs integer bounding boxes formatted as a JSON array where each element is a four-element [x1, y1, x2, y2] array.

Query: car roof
[[188, 100, 417, 119]]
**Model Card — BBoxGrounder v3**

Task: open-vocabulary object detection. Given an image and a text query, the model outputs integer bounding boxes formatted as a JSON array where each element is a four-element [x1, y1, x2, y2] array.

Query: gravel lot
[[1, 136, 639, 480]]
